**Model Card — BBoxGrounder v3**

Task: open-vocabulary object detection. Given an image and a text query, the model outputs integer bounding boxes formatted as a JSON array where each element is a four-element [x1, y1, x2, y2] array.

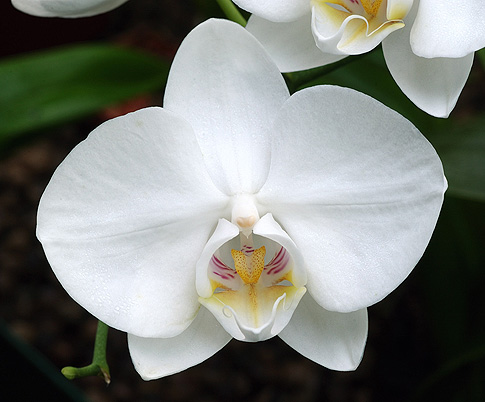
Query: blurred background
[[1, 1, 484, 401]]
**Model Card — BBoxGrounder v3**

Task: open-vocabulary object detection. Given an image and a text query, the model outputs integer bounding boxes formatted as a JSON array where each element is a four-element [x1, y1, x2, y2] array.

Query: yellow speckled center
[[231, 246, 266, 284], [360, 0, 383, 17]]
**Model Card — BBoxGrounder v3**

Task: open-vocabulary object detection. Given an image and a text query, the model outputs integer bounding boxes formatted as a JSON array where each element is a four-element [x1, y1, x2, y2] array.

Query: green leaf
[[0, 43, 169, 148], [477, 48, 485, 69], [427, 116, 485, 201], [295, 47, 440, 133]]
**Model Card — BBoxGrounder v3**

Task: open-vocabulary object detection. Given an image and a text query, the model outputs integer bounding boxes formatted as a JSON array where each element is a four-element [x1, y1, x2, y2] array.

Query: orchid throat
[[196, 196, 307, 342]]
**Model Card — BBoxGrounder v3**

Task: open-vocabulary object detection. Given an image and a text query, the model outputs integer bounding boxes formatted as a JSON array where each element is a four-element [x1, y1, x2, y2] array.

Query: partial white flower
[[11, 0, 129, 18], [37, 19, 446, 379], [242, 0, 485, 117]]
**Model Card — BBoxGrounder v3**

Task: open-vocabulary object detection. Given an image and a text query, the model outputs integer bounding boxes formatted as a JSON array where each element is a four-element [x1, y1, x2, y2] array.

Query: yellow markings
[[210, 279, 230, 293], [360, 0, 383, 16], [231, 246, 266, 285], [247, 284, 259, 324], [320, 0, 384, 17], [387, 4, 408, 20]]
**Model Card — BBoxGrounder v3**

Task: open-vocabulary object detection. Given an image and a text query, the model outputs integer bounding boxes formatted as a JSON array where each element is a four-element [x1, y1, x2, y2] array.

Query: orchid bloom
[[11, 0, 129, 17], [239, 0, 485, 117], [37, 19, 446, 379]]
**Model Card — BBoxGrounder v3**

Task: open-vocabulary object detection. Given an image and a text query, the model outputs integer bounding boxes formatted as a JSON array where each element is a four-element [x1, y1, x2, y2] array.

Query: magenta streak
[[211, 256, 232, 271], [241, 245, 254, 256], [267, 260, 287, 275], [269, 247, 284, 264], [265, 247, 290, 275], [210, 256, 236, 280], [265, 247, 284, 269], [212, 271, 232, 280]]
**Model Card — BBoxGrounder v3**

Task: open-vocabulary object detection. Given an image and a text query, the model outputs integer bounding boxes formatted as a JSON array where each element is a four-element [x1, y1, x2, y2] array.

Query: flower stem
[[61, 320, 110, 384], [216, 0, 247, 26], [283, 56, 358, 93]]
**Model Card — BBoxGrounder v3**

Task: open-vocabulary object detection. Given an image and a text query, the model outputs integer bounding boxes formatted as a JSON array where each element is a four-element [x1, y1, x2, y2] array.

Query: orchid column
[[37, 19, 446, 380]]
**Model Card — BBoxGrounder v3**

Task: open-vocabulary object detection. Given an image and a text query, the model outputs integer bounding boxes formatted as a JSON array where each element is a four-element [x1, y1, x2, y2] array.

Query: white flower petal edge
[[279, 294, 368, 371], [12, 0, 129, 17], [37, 107, 229, 338], [164, 19, 290, 196], [257, 85, 446, 313], [383, 16, 474, 118], [128, 308, 231, 380], [410, 0, 485, 58], [232, 0, 310, 22], [247, 14, 346, 73]]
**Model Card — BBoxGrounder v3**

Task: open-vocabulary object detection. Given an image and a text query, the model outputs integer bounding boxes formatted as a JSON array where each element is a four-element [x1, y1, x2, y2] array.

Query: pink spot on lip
[[241, 245, 255, 255]]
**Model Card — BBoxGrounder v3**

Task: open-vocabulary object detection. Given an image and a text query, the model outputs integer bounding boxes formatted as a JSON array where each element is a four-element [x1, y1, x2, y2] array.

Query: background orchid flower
[[11, 0, 129, 17], [239, 0, 485, 118], [37, 18, 446, 380]]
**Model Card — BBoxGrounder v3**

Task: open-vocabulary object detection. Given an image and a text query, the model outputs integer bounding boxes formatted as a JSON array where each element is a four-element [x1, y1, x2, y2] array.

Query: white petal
[[11, 0, 129, 17], [246, 14, 346, 72], [279, 293, 367, 371], [410, 0, 485, 58], [196, 219, 240, 298], [128, 307, 231, 380], [383, 9, 474, 118], [257, 86, 446, 312], [37, 107, 229, 337], [253, 213, 307, 287], [164, 19, 289, 195], [232, 0, 310, 22]]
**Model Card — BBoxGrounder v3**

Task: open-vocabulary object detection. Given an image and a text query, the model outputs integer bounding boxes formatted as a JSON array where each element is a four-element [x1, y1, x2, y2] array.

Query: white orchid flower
[[11, 0, 129, 17], [37, 19, 446, 380], [240, 0, 485, 117]]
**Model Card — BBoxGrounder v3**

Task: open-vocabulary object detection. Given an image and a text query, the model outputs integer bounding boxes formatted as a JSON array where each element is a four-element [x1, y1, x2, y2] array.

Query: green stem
[[284, 55, 358, 93], [62, 321, 110, 384], [216, 0, 247, 26]]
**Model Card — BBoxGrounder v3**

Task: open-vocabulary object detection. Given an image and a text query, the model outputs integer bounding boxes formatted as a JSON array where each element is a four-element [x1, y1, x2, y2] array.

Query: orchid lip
[[311, 0, 413, 55], [216, 289, 307, 342], [196, 215, 307, 341], [221, 293, 287, 340]]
